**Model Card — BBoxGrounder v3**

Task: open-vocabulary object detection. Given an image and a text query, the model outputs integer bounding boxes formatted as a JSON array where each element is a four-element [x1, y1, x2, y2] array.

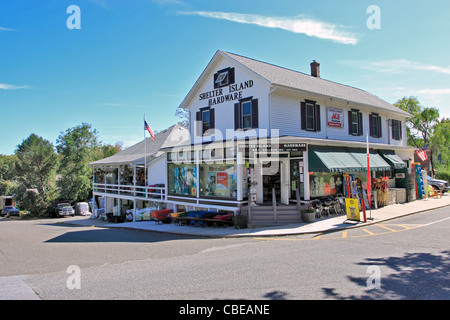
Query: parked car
[[2, 205, 20, 217], [427, 176, 450, 193], [57, 203, 75, 217]]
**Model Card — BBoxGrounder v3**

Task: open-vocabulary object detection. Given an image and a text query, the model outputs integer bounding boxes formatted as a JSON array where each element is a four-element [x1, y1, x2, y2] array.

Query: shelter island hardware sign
[[199, 80, 254, 106], [238, 143, 307, 153]]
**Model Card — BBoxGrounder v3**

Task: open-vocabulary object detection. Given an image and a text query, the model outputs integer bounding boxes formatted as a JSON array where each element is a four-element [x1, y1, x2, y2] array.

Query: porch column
[[133, 166, 136, 197], [304, 145, 310, 200], [236, 150, 243, 201], [196, 149, 200, 206], [117, 167, 121, 195]]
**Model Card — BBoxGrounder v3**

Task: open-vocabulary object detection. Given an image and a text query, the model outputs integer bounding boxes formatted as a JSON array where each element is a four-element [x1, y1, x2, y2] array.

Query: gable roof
[[180, 50, 410, 117], [89, 124, 189, 166]]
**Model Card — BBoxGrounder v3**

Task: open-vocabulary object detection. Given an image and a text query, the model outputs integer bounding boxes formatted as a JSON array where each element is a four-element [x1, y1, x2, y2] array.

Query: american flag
[[416, 145, 427, 162], [144, 120, 155, 141]]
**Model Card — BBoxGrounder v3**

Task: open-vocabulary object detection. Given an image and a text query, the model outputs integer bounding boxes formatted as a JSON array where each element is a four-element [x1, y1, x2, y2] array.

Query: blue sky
[[1, 0, 450, 155]]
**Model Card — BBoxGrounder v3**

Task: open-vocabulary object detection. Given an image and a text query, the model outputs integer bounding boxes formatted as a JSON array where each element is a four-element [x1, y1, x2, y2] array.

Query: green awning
[[308, 146, 392, 173], [350, 150, 392, 171], [309, 147, 364, 173], [380, 152, 407, 169]]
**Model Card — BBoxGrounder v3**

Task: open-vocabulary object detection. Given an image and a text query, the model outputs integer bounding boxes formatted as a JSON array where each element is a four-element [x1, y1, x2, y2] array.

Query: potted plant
[[233, 213, 248, 229], [301, 208, 316, 223]]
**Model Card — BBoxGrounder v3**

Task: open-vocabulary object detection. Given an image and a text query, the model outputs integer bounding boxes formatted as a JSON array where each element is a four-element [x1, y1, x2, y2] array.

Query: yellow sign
[[345, 198, 360, 221]]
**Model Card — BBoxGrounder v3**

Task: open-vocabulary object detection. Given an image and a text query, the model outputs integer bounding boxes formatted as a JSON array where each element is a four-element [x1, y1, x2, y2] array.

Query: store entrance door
[[280, 159, 290, 205], [259, 154, 290, 205], [262, 162, 281, 204]]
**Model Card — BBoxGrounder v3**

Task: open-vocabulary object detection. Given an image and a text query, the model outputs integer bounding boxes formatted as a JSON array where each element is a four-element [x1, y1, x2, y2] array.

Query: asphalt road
[[0, 206, 449, 301]]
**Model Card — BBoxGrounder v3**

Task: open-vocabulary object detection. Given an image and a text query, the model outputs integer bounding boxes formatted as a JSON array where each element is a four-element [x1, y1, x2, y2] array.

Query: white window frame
[[215, 71, 229, 87], [305, 103, 315, 131], [241, 100, 252, 130]]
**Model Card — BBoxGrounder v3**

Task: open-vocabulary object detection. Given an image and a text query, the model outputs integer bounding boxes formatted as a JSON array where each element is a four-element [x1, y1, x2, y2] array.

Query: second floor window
[[202, 109, 210, 134], [369, 113, 382, 138], [196, 107, 215, 136], [242, 101, 252, 130], [348, 109, 363, 136], [391, 119, 402, 141], [301, 100, 321, 132], [234, 97, 259, 130]]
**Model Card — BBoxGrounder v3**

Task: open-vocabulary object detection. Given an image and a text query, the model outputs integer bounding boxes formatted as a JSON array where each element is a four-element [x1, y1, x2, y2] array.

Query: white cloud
[[100, 103, 143, 107], [416, 88, 450, 95], [0, 27, 16, 31], [152, 0, 184, 5], [178, 11, 359, 45], [343, 59, 450, 75], [0, 83, 29, 90]]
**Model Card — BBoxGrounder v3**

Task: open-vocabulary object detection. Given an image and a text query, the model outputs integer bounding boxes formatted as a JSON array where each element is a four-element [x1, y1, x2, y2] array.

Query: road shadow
[[322, 250, 450, 299], [263, 290, 289, 300], [43, 224, 199, 243]]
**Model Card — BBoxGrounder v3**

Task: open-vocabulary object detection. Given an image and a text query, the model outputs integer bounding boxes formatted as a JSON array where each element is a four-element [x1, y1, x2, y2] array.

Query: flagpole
[[144, 114, 147, 193], [366, 132, 373, 221]]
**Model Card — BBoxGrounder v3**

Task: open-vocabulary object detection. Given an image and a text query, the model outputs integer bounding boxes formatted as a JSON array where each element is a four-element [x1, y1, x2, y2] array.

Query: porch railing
[[93, 183, 165, 201]]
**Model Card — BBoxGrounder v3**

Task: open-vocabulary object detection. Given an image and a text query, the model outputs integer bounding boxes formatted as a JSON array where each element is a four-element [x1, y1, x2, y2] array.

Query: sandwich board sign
[[344, 198, 360, 223]]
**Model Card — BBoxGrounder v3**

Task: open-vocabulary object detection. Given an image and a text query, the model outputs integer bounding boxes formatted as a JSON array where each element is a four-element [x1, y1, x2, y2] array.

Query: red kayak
[[213, 214, 233, 221], [151, 209, 173, 220]]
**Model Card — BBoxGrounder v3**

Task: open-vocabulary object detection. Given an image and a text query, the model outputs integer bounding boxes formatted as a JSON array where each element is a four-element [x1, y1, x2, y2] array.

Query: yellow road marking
[[254, 222, 428, 242], [377, 225, 398, 232], [362, 228, 375, 235]]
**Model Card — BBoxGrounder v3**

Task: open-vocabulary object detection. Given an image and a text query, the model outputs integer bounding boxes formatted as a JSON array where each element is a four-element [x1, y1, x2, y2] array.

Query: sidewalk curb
[[59, 200, 450, 239]]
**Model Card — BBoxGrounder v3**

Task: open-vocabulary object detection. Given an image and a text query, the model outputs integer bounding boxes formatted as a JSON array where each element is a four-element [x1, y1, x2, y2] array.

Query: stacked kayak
[[151, 209, 173, 223]]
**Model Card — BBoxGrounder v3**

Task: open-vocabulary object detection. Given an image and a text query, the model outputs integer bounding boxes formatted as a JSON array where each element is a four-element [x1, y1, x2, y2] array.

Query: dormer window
[[215, 71, 229, 87], [213, 67, 235, 89]]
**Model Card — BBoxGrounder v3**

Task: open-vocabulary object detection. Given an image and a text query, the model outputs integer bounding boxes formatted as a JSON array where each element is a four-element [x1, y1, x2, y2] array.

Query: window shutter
[[358, 112, 363, 136], [209, 108, 215, 130], [377, 116, 382, 138], [251, 99, 259, 129], [348, 110, 353, 135], [196, 111, 202, 136], [398, 121, 402, 140], [369, 114, 373, 137], [234, 103, 241, 130], [315, 104, 321, 132], [229, 68, 235, 85], [213, 73, 219, 89], [300, 102, 306, 130], [392, 120, 397, 140]]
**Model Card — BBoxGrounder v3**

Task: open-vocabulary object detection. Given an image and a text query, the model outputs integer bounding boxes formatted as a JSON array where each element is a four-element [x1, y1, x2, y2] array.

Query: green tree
[[99, 142, 123, 158], [432, 118, 450, 171], [56, 123, 100, 202], [394, 97, 440, 175], [14, 134, 58, 201], [394, 97, 440, 148], [0, 154, 18, 196], [0, 154, 17, 181]]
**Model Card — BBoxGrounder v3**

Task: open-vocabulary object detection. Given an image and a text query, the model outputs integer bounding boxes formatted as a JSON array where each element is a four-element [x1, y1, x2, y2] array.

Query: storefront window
[[168, 163, 197, 196], [199, 163, 237, 199], [309, 172, 344, 197]]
